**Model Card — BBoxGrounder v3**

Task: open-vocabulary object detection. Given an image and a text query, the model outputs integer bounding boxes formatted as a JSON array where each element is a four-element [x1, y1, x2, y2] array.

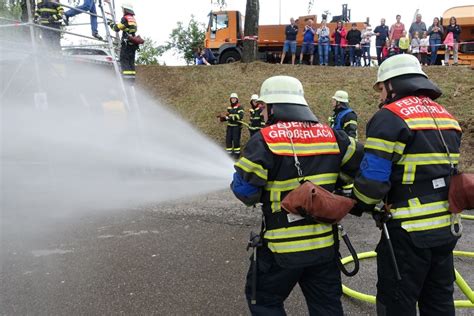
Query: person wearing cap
[[230, 76, 363, 315], [351, 54, 462, 315], [248, 94, 265, 137], [223, 93, 244, 158], [63, 0, 102, 40], [108, 3, 139, 83], [329, 90, 358, 140]]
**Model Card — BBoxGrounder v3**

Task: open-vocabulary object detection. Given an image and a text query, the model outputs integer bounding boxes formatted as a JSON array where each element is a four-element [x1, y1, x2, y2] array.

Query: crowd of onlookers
[[279, 13, 462, 66], [195, 13, 462, 66]]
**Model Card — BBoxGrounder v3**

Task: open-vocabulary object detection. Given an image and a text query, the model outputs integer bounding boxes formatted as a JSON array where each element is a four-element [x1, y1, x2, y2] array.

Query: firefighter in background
[[35, 0, 64, 50], [108, 3, 138, 83], [329, 90, 358, 140], [231, 76, 362, 315], [248, 94, 265, 137], [224, 93, 244, 158], [351, 54, 462, 315]]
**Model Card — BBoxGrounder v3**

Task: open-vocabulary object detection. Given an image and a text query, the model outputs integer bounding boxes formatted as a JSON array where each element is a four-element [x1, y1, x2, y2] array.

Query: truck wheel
[[220, 50, 241, 63]]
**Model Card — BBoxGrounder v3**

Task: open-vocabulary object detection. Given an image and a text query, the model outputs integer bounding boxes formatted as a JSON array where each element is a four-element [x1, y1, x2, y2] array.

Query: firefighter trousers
[[120, 42, 138, 83], [225, 126, 241, 156], [245, 246, 343, 316], [375, 227, 457, 316]]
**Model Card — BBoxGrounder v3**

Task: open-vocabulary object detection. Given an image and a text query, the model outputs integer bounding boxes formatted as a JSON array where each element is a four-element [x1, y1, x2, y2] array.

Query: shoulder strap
[[422, 103, 456, 174], [283, 125, 304, 181]]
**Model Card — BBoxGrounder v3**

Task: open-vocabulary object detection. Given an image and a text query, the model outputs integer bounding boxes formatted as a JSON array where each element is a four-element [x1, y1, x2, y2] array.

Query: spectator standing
[[398, 30, 410, 53], [409, 14, 426, 39], [374, 18, 389, 65], [444, 16, 462, 66], [331, 21, 347, 66], [317, 19, 331, 65], [383, 39, 399, 61], [346, 23, 362, 67], [427, 17, 444, 65], [420, 31, 429, 65], [390, 14, 405, 46], [360, 22, 373, 67], [299, 19, 315, 65], [411, 31, 421, 62], [280, 18, 298, 65]]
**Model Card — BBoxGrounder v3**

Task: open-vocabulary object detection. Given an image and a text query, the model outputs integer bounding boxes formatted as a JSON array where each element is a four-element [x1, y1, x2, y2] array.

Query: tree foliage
[[0, 1, 23, 20], [164, 15, 205, 65], [136, 37, 165, 65]]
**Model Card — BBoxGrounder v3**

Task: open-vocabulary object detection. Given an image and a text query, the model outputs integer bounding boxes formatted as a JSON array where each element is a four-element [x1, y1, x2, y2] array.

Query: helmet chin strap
[[378, 80, 395, 108]]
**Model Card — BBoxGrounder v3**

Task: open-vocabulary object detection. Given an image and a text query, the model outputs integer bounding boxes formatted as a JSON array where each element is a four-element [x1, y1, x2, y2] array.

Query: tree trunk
[[242, 0, 259, 63]]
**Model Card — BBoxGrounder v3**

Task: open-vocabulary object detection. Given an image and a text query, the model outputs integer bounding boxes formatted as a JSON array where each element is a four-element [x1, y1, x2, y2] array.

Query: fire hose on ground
[[340, 250, 474, 308]]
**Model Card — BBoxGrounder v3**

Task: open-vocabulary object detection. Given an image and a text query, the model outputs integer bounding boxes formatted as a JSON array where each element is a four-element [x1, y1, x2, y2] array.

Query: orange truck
[[439, 5, 474, 67], [205, 10, 366, 64]]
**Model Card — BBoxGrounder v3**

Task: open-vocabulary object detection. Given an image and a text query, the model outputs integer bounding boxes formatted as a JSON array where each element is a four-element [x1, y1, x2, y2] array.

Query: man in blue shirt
[[299, 18, 315, 65], [374, 18, 389, 65]]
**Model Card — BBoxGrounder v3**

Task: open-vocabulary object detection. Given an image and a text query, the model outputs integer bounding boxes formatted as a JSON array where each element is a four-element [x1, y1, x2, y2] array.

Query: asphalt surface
[[1, 190, 473, 315]]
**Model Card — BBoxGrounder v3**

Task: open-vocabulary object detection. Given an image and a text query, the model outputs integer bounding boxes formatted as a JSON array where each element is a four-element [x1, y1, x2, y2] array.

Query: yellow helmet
[[258, 76, 317, 122], [332, 90, 349, 103], [374, 54, 426, 91]]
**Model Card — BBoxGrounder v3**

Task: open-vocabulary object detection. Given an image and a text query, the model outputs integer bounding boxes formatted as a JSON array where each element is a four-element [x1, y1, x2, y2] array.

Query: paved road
[[1, 190, 473, 315]]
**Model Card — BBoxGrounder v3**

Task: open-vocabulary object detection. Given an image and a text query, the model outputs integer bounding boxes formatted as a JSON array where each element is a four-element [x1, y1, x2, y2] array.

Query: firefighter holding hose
[[230, 76, 363, 315], [351, 54, 462, 315]]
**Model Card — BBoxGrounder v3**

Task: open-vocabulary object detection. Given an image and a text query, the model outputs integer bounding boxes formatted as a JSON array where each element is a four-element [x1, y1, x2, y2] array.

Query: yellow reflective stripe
[[267, 234, 334, 253], [343, 120, 358, 128], [270, 190, 280, 213], [267, 142, 340, 155], [405, 118, 461, 131], [401, 214, 453, 232], [265, 224, 332, 240], [342, 136, 356, 166], [122, 70, 136, 75], [365, 137, 406, 155], [402, 164, 416, 184], [353, 186, 381, 205], [391, 199, 449, 219], [116, 23, 126, 30], [397, 153, 460, 165], [265, 173, 338, 192], [38, 8, 58, 13], [234, 157, 268, 181]]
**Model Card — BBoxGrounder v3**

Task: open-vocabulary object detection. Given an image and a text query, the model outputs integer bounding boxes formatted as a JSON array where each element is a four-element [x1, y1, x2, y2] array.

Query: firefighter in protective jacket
[[35, 0, 64, 50], [329, 90, 358, 140], [108, 3, 138, 83], [248, 94, 265, 137], [224, 93, 244, 158], [231, 76, 362, 315], [351, 54, 462, 316]]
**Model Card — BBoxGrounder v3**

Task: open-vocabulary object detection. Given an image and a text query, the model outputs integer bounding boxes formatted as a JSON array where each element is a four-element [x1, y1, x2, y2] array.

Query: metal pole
[[25, 0, 43, 95], [97, 0, 131, 111], [279, 0, 281, 24]]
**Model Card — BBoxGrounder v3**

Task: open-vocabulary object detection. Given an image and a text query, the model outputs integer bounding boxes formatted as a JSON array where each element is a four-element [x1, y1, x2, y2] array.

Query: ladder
[[97, 0, 131, 111]]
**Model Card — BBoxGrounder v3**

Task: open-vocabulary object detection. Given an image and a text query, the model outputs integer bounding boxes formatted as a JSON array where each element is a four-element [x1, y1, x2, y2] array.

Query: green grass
[[137, 62, 474, 171]]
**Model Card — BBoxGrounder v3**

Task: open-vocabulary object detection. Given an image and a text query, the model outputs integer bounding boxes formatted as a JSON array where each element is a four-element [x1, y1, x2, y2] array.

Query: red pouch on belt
[[449, 173, 474, 213], [281, 181, 356, 224]]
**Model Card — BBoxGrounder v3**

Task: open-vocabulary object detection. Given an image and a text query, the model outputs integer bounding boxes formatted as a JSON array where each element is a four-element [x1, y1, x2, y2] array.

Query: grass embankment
[[137, 63, 474, 171]]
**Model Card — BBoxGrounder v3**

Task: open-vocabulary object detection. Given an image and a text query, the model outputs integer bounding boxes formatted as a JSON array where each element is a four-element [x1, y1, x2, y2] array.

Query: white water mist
[[1, 39, 234, 225]]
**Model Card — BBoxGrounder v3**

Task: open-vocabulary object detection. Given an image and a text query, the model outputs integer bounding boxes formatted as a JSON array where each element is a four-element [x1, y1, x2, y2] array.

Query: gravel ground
[[1, 189, 473, 315]]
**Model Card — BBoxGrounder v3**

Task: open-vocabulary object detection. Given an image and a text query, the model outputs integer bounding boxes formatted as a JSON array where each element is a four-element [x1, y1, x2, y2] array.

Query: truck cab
[[205, 11, 244, 64]]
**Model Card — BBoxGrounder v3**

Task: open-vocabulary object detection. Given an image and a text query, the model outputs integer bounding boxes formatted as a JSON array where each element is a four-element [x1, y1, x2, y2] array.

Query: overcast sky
[[62, 0, 471, 65]]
